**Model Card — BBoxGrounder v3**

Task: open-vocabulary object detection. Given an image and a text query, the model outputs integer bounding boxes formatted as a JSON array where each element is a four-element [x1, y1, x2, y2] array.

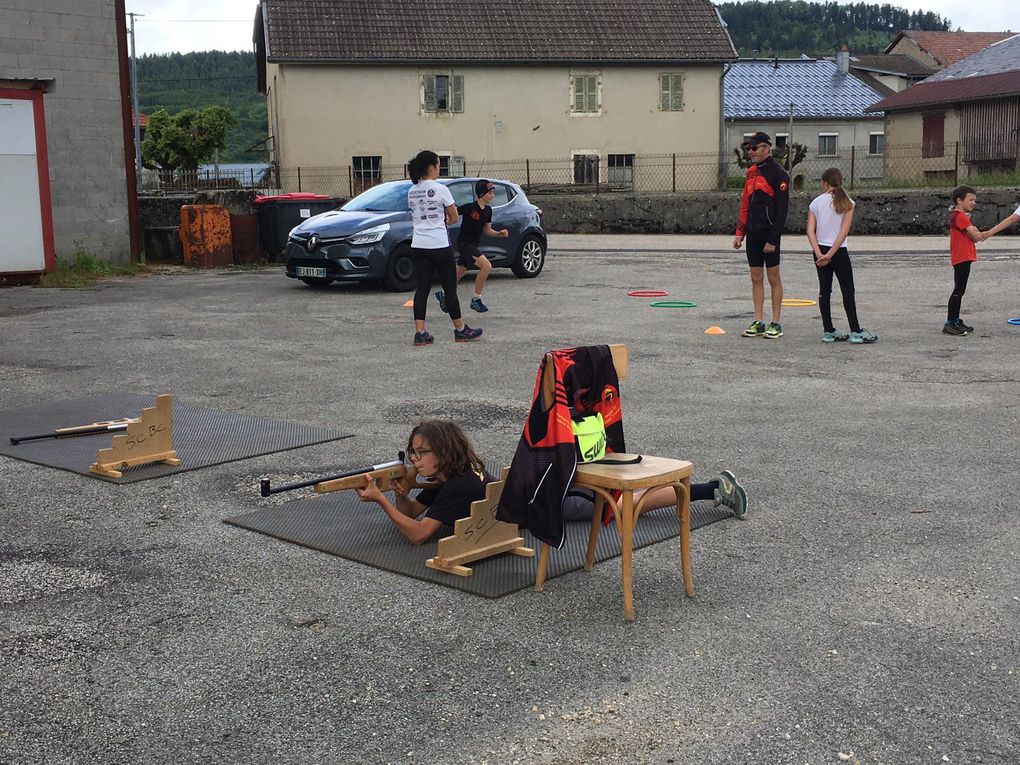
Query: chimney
[[836, 44, 849, 75]]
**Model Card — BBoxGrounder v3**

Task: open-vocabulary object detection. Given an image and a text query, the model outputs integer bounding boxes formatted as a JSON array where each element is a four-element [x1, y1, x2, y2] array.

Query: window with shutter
[[659, 73, 683, 111], [423, 76, 437, 112], [570, 74, 600, 114], [922, 112, 945, 158], [452, 75, 464, 113]]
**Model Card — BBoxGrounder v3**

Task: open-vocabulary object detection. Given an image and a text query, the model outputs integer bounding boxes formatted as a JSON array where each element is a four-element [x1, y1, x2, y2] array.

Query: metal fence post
[[526, 159, 531, 192], [595, 158, 600, 194], [672, 153, 676, 193], [348, 165, 354, 197], [850, 145, 856, 191], [297, 166, 302, 192], [954, 141, 960, 185]]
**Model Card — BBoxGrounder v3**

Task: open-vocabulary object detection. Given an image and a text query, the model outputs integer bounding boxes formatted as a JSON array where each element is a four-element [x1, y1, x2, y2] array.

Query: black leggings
[[561, 481, 718, 522], [412, 246, 461, 321], [815, 248, 861, 333], [947, 261, 971, 321]]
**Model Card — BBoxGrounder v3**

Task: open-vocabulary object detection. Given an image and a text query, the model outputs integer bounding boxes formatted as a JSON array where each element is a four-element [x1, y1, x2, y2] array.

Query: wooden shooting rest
[[533, 344, 696, 621], [89, 394, 181, 478]]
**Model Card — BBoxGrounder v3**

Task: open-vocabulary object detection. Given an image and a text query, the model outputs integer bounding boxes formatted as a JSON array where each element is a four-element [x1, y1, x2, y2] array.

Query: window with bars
[[818, 133, 838, 157], [423, 74, 464, 113], [607, 154, 635, 188], [570, 74, 600, 114], [659, 73, 684, 111], [352, 155, 382, 193]]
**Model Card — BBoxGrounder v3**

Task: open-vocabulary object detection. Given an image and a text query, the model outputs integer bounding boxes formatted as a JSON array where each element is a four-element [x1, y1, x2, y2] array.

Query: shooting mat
[[0, 393, 353, 483], [224, 490, 735, 598]]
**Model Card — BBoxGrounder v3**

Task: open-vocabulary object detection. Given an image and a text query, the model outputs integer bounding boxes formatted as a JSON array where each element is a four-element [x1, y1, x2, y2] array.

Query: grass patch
[[40, 244, 145, 288]]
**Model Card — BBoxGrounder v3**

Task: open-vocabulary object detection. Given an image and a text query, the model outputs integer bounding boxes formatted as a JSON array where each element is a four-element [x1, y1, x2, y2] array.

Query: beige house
[[867, 34, 1020, 184], [253, 0, 737, 192]]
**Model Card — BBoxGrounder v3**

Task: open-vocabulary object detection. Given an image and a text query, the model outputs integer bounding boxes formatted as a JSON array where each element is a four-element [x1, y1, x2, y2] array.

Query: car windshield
[[342, 181, 413, 212]]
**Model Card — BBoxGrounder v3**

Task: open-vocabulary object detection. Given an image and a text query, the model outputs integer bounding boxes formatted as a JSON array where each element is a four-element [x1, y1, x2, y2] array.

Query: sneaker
[[470, 297, 489, 313], [742, 320, 766, 337], [434, 290, 448, 314], [413, 330, 434, 346], [942, 322, 967, 336], [714, 470, 747, 519], [957, 319, 974, 333], [764, 322, 783, 339], [849, 329, 878, 344], [822, 329, 848, 343], [454, 325, 482, 342]]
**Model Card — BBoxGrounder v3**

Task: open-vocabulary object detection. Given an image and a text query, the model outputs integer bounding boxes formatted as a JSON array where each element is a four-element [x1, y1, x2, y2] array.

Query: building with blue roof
[[723, 53, 888, 185]]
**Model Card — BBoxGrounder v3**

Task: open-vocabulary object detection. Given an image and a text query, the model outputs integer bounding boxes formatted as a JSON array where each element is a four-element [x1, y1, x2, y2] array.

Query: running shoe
[[942, 322, 967, 336], [434, 290, 448, 314], [714, 470, 747, 519], [742, 320, 766, 337], [413, 330, 434, 346], [957, 319, 974, 333], [849, 329, 878, 344], [822, 329, 848, 343], [470, 297, 489, 313], [764, 322, 783, 339], [454, 325, 482, 342]]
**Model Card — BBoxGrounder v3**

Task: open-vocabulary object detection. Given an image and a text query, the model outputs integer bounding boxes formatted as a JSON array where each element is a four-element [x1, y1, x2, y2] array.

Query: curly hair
[[407, 420, 484, 478]]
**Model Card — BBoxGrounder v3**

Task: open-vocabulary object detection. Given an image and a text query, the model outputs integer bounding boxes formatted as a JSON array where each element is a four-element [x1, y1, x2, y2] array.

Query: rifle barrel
[[260, 459, 404, 497], [10, 422, 129, 445]]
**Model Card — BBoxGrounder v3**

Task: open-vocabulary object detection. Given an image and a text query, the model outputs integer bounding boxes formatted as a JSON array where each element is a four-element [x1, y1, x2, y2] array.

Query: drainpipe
[[720, 62, 732, 190]]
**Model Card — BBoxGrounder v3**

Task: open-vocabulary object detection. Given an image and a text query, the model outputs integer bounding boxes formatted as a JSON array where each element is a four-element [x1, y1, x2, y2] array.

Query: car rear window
[[342, 181, 412, 212], [491, 184, 512, 207], [447, 181, 475, 207]]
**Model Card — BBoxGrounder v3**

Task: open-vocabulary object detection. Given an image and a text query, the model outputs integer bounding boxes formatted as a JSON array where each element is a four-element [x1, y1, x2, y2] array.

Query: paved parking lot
[[1, 235, 1018, 764]]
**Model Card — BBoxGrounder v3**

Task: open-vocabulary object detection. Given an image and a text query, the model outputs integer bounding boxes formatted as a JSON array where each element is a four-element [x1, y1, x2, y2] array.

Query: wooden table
[[535, 454, 694, 621]]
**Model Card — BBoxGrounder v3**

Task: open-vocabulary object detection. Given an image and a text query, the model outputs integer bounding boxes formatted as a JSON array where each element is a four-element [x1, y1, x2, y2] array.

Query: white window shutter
[[423, 76, 436, 112], [452, 75, 464, 113]]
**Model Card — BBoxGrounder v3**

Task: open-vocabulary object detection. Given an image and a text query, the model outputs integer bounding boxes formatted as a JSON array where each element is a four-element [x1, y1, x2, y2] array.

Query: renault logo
[[305, 234, 319, 253]]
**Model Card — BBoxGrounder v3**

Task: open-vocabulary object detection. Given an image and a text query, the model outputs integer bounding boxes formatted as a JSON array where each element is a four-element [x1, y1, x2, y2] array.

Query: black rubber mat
[[0, 393, 353, 483], [225, 490, 735, 598]]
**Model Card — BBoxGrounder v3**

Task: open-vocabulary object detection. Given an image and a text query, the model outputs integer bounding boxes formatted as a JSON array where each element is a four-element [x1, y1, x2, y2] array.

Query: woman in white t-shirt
[[406, 150, 482, 346], [806, 167, 877, 344]]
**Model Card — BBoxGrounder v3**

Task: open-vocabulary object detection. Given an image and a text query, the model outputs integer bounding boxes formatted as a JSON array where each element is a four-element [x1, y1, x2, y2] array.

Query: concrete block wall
[[0, 1, 131, 263]]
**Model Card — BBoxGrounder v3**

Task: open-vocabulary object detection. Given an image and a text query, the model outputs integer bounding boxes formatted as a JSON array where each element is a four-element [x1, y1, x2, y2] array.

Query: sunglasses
[[744, 144, 762, 151]]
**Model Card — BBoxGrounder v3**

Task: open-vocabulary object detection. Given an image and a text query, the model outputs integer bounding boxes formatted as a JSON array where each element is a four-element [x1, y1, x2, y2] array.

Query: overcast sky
[[126, 0, 1014, 55]]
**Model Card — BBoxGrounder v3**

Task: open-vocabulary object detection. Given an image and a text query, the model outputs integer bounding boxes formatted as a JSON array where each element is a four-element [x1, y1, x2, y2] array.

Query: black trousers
[[947, 261, 972, 321], [412, 246, 461, 321], [814, 247, 861, 333]]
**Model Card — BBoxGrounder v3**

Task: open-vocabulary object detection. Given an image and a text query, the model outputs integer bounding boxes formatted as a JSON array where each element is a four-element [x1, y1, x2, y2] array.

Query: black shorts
[[456, 242, 483, 268], [745, 231, 781, 268]]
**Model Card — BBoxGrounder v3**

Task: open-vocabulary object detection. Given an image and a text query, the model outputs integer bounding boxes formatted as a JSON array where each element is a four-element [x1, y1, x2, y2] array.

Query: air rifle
[[260, 453, 424, 497], [10, 418, 136, 445]]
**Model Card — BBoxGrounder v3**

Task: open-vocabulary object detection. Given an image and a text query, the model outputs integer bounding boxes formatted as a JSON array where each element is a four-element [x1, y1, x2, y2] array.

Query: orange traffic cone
[[704, 326, 726, 334], [403, 298, 414, 308]]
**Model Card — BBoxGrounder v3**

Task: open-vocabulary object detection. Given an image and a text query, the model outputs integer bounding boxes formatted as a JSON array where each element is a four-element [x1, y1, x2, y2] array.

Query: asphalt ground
[[1, 235, 1018, 765]]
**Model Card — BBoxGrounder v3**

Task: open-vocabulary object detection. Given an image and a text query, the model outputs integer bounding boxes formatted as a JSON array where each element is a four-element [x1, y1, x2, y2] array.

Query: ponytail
[[408, 150, 440, 184], [821, 167, 853, 215]]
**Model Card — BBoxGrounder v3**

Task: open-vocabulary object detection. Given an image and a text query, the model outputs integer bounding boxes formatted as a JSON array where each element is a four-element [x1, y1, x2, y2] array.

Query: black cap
[[742, 131, 772, 147], [475, 179, 495, 196]]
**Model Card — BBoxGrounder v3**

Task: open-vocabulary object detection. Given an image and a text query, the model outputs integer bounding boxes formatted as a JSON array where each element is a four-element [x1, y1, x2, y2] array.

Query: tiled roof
[[849, 53, 934, 78], [724, 59, 887, 119], [867, 35, 1020, 112], [258, 0, 737, 63], [887, 30, 1014, 67]]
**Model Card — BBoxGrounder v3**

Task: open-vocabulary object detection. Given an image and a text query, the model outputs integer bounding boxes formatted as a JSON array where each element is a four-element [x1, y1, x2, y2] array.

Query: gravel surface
[[1, 236, 1018, 765]]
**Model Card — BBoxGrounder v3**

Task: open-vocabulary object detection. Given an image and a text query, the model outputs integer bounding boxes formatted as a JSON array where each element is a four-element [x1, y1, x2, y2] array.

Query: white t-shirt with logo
[[1014, 204, 1020, 217], [408, 180, 454, 249], [809, 190, 855, 249]]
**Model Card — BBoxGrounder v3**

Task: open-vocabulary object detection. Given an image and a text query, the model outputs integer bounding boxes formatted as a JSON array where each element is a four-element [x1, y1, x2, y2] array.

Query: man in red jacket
[[732, 132, 790, 339]]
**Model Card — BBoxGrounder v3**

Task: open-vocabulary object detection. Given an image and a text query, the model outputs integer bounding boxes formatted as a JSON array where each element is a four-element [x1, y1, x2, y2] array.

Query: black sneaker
[[413, 330, 434, 346], [454, 325, 482, 342], [764, 322, 784, 339], [942, 322, 967, 336], [957, 319, 974, 333], [470, 297, 489, 313], [434, 290, 448, 314]]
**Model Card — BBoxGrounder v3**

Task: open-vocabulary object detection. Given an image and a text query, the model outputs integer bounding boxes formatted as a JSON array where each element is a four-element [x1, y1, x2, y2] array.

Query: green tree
[[141, 106, 238, 172]]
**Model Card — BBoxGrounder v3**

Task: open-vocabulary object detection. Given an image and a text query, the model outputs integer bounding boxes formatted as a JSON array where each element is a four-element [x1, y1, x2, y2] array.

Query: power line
[[136, 18, 251, 23]]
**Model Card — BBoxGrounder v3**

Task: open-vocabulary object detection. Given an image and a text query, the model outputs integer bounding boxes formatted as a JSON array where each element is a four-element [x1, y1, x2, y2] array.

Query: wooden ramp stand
[[426, 468, 534, 577], [89, 394, 181, 478]]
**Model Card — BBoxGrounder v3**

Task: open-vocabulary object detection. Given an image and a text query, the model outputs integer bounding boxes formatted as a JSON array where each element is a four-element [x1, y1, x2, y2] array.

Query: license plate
[[296, 266, 327, 278]]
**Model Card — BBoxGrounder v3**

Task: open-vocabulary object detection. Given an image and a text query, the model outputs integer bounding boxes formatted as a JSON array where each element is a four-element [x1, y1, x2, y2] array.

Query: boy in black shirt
[[435, 179, 508, 314]]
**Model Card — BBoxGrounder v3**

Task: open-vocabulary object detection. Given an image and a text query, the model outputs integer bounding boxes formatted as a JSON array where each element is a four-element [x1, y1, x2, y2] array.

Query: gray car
[[284, 177, 547, 290]]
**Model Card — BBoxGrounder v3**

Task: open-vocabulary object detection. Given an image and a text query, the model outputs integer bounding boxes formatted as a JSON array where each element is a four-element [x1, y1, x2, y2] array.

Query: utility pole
[[127, 11, 144, 193]]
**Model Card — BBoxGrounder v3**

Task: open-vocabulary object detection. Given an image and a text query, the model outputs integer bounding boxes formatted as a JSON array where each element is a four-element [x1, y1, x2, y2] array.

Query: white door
[[0, 98, 46, 272]]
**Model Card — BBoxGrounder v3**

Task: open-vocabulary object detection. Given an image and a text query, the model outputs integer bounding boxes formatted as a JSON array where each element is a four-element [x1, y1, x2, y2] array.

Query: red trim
[[0, 87, 55, 273]]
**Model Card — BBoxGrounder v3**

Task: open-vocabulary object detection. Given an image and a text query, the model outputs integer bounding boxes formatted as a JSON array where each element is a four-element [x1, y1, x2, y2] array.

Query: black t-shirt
[[416, 466, 492, 525], [457, 201, 492, 247]]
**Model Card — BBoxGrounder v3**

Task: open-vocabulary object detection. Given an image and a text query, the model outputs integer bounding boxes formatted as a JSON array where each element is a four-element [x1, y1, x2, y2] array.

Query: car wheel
[[512, 235, 545, 278], [300, 276, 334, 287], [384, 244, 416, 291]]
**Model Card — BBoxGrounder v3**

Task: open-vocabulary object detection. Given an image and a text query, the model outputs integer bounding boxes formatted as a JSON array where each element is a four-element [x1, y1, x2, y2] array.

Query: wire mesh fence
[[141, 142, 1019, 196]]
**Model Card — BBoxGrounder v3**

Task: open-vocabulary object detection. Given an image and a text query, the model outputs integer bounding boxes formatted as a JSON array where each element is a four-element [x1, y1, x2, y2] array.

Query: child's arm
[[805, 210, 824, 263], [823, 205, 855, 259], [483, 222, 509, 238], [982, 210, 1020, 240], [963, 223, 985, 243]]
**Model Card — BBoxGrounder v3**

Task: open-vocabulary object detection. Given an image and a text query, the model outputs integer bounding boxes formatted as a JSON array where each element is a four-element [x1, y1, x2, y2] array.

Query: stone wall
[[139, 191, 258, 263], [535, 187, 1020, 235]]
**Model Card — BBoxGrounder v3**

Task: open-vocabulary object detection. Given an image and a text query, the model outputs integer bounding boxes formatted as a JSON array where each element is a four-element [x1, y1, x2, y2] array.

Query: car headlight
[[346, 223, 390, 245]]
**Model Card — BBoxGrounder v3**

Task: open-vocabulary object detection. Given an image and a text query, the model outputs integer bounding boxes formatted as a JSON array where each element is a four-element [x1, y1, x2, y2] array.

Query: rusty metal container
[[179, 205, 232, 268]]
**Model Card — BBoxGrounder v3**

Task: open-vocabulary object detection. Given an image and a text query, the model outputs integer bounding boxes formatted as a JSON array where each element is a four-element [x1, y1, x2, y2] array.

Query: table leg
[[677, 478, 693, 597], [535, 542, 549, 592], [620, 489, 635, 621]]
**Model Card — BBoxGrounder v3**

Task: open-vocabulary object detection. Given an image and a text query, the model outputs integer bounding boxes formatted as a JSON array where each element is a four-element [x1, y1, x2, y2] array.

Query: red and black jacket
[[735, 156, 790, 247], [498, 345, 625, 548]]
